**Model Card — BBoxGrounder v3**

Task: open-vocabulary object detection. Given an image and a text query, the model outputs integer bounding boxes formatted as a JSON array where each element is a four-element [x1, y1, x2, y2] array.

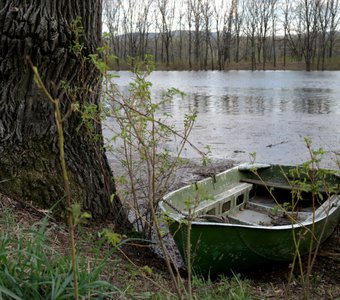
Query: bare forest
[[103, 0, 340, 71]]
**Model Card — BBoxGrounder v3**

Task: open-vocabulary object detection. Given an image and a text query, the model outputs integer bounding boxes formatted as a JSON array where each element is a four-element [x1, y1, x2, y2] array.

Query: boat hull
[[170, 206, 340, 274], [162, 164, 340, 275]]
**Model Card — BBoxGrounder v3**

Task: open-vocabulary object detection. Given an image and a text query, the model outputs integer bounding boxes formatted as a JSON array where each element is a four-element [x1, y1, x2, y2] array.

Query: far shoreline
[[109, 60, 340, 72]]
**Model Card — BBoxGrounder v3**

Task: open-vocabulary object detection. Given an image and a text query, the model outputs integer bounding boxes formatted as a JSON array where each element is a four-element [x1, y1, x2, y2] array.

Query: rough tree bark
[[0, 1, 129, 225]]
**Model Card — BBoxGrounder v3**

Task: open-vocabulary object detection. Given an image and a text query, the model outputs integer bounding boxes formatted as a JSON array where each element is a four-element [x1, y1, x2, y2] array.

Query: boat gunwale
[[160, 164, 340, 230], [165, 194, 339, 231]]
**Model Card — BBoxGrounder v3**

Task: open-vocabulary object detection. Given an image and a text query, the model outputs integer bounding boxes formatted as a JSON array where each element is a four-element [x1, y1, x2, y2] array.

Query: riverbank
[[110, 59, 340, 72], [1, 159, 339, 299]]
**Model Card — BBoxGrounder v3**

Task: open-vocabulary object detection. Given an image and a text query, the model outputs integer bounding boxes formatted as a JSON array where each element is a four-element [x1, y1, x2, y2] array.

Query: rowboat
[[160, 163, 340, 275]]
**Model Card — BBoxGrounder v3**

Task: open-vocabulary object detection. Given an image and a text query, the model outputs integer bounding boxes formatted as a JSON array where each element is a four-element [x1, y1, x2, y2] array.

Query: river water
[[107, 70, 340, 169]]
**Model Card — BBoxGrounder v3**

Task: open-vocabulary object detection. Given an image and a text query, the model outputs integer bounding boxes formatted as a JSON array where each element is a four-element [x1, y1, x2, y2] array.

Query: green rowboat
[[160, 164, 340, 275]]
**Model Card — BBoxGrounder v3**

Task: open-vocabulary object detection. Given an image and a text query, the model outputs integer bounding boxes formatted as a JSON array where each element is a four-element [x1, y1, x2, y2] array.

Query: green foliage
[[90, 54, 212, 298], [141, 265, 153, 276], [248, 137, 339, 299], [70, 203, 92, 226], [0, 217, 121, 299], [192, 274, 252, 300], [55, 42, 211, 298], [249, 152, 257, 164], [271, 202, 292, 216], [29, 18, 213, 299], [69, 16, 85, 56], [89, 53, 110, 74], [99, 228, 125, 246], [285, 138, 340, 299], [288, 140, 337, 204], [90, 54, 207, 241], [271, 204, 280, 216]]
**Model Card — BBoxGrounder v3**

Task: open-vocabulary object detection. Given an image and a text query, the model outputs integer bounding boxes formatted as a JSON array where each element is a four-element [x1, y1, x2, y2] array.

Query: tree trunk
[[0, 1, 129, 225], [188, 24, 192, 70]]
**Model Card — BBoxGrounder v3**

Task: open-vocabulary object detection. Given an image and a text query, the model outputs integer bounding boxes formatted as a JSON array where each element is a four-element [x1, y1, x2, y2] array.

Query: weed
[[87, 52, 210, 299], [0, 215, 123, 299], [193, 274, 252, 300]]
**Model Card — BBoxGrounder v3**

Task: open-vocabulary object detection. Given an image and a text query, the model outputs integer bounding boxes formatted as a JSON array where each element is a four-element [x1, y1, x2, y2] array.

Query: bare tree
[[286, 0, 321, 71], [223, 0, 236, 67], [99, 0, 340, 70], [233, 0, 243, 63], [271, 2, 277, 68], [243, 0, 258, 70], [103, 0, 123, 68], [327, 0, 340, 59], [187, 0, 203, 68], [157, 0, 176, 66], [135, 0, 153, 60], [200, 0, 214, 69], [282, 0, 290, 67], [317, 0, 331, 70], [258, 0, 277, 70], [186, 0, 193, 69], [212, 2, 224, 70], [177, 4, 186, 65]]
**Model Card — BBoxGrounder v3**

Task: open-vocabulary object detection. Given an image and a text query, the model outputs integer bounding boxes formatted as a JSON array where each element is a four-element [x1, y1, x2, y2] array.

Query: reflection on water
[[109, 71, 340, 168], [112, 70, 340, 115], [167, 86, 337, 115]]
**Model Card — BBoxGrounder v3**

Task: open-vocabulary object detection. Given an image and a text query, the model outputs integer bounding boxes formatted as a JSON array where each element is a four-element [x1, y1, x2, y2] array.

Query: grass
[[0, 207, 123, 299], [0, 195, 339, 299], [0, 198, 175, 299], [191, 275, 252, 300]]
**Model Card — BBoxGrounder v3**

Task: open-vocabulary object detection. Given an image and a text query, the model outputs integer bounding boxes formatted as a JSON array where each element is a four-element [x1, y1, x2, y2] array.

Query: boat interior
[[190, 179, 335, 226]]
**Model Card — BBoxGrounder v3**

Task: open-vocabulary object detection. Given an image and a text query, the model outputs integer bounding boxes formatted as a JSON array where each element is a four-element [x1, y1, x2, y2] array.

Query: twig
[[27, 57, 79, 300]]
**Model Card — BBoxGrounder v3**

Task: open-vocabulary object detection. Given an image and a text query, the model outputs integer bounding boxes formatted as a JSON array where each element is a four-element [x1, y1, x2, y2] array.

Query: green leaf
[[0, 286, 24, 300], [100, 229, 123, 246], [71, 203, 81, 218], [141, 265, 153, 276], [80, 212, 92, 219]]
